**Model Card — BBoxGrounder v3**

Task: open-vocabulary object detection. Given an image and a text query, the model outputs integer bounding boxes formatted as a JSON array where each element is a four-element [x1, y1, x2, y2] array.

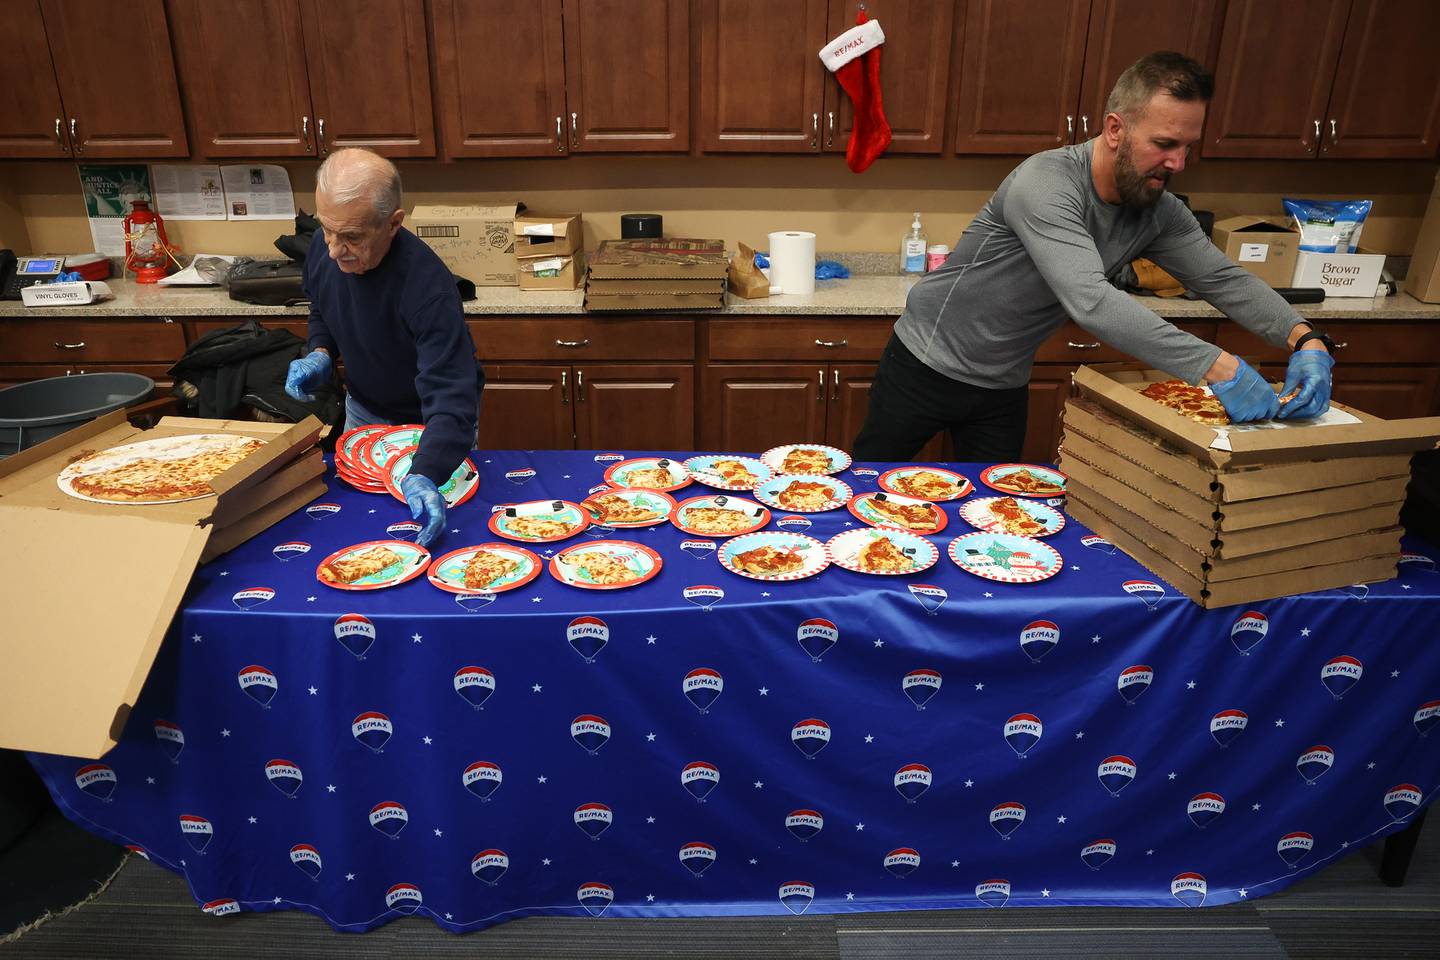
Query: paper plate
[[760, 443, 852, 476], [825, 528, 938, 576], [580, 488, 676, 528], [681, 455, 772, 491], [752, 474, 853, 514], [549, 540, 663, 590], [382, 446, 480, 509], [359, 424, 425, 476], [946, 532, 1062, 584], [336, 466, 389, 494], [56, 432, 265, 505], [337, 425, 390, 477], [876, 466, 973, 502], [316, 539, 430, 591], [671, 495, 770, 537], [979, 463, 1068, 498], [426, 543, 541, 595], [847, 491, 947, 534], [959, 496, 1065, 538], [488, 500, 590, 543], [718, 531, 829, 582], [602, 457, 692, 492]]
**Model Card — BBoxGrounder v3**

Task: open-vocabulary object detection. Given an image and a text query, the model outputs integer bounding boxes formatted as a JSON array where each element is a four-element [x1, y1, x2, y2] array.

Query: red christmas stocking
[[820, 11, 892, 173]]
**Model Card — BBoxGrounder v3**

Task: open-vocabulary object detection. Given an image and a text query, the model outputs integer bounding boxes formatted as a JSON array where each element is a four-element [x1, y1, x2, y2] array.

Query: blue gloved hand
[[400, 474, 446, 547], [1210, 356, 1280, 423], [1275, 347, 1334, 420], [284, 350, 333, 402]]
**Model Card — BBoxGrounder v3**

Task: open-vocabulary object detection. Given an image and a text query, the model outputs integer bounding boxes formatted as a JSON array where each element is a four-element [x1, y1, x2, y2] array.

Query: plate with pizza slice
[[718, 531, 830, 582], [979, 463, 1067, 498], [1138, 380, 1231, 424], [876, 466, 973, 502], [681, 455, 772, 491], [488, 500, 591, 543], [580, 487, 676, 528], [57, 432, 266, 504], [549, 540, 663, 590], [847, 491, 948, 534], [826, 527, 938, 576], [603, 457, 692, 493], [760, 443, 852, 476], [946, 532, 1062, 584], [316, 539, 431, 591], [382, 446, 481, 509], [959, 496, 1065, 538], [426, 543, 542, 595], [671, 495, 771, 536], [753, 474, 853, 513]]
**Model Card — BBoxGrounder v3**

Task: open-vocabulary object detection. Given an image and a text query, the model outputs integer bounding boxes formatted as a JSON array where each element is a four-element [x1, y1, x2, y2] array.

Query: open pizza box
[[0, 411, 323, 758]]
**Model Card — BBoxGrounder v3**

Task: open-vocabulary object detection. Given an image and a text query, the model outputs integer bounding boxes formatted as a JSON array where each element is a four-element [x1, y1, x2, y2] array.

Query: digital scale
[[1, 255, 66, 300]]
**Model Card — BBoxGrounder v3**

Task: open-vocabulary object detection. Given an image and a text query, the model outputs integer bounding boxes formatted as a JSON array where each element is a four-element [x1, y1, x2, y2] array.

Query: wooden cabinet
[[172, 0, 434, 158], [701, 363, 833, 450], [0, 2, 73, 157]]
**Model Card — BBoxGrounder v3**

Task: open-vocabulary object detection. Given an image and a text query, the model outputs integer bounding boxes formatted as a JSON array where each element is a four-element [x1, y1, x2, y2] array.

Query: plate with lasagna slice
[[847, 491, 948, 534], [383, 446, 481, 509], [681, 455, 772, 491], [753, 474, 853, 513], [1138, 379, 1231, 424], [316, 539, 430, 591], [358, 424, 425, 476], [549, 540, 663, 590], [581, 488, 676, 528], [671, 495, 771, 536], [826, 528, 937, 576], [488, 500, 591, 542], [979, 463, 1067, 498], [959, 496, 1065, 538], [426, 543, 542, 595], [876, 466, 973, 502], [946, 532, 1062, 584], [603, 457, 692, 493], [760, 443, 852, 476], [57, 432, 266, 504], [718, 531, 830, 582]]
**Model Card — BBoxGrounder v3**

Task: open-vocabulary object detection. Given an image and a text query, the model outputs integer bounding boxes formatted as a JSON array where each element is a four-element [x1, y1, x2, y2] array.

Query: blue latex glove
[[1275, 348, 1334, 420], [1210, 356, 1280, 423], [284, 350, 332, 402], [400, 474, 446, 547]]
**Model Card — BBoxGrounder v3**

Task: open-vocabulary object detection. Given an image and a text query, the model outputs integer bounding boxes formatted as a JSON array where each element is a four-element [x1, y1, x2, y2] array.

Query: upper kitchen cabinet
[[171, 0, 435, 158], [11, 0, 190, 158]]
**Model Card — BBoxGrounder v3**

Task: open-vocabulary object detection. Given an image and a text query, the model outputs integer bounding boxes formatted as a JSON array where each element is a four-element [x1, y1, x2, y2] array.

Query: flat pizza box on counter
[[0, 412, 323, 758], [585, 238, 729, 280], [584, 291, 726, 312]]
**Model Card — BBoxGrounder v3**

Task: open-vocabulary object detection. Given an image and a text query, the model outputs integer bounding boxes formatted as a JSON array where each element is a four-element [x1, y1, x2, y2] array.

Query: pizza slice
[[319, 545, 404, 585], [1140, 379, 1231, 425], [563, 550, 634, 585], [684, 506, 755, 534], [781, 448, 831, 474], [734, 545, 805, 575], [857, 536, 914, 573], [624, 466, 675, 489], [584, 493, 661, 525], [866, 496, 940, 532], [891, 470, 961, 500], [507, 516, 573, 539], [987, 496, 1046, 535], [712, 459, 758, 485], [462, 549, 520, 590], [999, 468, 1065, 496]]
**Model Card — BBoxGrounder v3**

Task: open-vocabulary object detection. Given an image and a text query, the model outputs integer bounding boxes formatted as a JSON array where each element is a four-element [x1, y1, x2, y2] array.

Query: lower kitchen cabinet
[[481, 363, 694, 451]]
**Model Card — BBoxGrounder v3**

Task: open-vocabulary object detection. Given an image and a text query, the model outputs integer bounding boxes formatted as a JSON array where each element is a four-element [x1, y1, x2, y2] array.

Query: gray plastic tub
[[0, 372, 155, 458]]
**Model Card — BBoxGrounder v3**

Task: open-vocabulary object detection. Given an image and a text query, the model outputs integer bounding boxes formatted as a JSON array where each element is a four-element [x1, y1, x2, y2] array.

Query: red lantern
[[123, 200, 175, 283]]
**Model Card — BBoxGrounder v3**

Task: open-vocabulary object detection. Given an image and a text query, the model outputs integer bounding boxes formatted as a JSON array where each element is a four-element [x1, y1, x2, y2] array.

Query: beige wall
[[3, 154, 1436, 260]]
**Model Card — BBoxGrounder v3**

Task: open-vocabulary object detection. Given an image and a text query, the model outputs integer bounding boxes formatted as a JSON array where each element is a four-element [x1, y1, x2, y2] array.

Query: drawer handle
[[1066, 341, 1101, 349], [814, 338, 848, 348], [555, 338, 590, 348], [54, 341, 87, 350]]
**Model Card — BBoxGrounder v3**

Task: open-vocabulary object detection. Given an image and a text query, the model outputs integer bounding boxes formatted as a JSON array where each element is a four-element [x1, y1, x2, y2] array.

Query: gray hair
[[316, 148, 402, 223], [1105, 51, 1214, 123]]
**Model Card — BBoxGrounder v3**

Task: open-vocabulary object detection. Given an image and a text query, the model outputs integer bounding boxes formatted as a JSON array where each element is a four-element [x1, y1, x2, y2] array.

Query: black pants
[[852, 334, 1029, 462]]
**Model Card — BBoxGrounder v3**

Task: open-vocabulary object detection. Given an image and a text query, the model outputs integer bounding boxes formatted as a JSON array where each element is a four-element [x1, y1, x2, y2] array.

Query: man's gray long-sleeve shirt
[[895, 140, 1301, 389]]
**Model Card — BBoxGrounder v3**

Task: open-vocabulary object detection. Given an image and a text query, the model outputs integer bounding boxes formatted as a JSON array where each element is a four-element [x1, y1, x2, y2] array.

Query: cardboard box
[[586, 238, 729, 280], [410, 203, 519, 286], [586, 278, 726, 296], [1291, 248, 1386, 297], [1405, 171, 1440, 303], [202, 477, 327, 563], [584, 292, 726, 312], [0, 411, 322, 758], [514, 213, 583, 259], [517, 253, 581, 291], [1212, 216, 1299, 287]]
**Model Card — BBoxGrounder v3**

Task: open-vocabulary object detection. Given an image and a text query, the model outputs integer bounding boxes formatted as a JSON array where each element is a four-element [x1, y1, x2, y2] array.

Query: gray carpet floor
[[4, 820, 1437, 959]]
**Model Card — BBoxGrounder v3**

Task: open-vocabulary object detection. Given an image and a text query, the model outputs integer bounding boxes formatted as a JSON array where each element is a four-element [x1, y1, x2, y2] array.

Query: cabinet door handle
[[1313, 119, 1321, 142], [811, 112, 819, 150], [814, 338, 848, 348], [1333, 341, 1348, 351], [317, 117, 326, 149], [1081, 114, 1090, 137], [570, 112, 579, 149], [1329, 118, 1338, 143], [826, 111, 835, 148], [816, 369, 824, 402], [554, 338, 590, 348], [561, 369, 568, 404], [576, 369, 584, 400], [54, 341, 87, 350], [70, 118, 80, 153], [54, 117, 62, 145], [831, 369, 839, 401], [302, 115, 310, 149], [1065, 114, 1074, 138], [1066, 341, 1101, 349], [555, 116, 564, 152]]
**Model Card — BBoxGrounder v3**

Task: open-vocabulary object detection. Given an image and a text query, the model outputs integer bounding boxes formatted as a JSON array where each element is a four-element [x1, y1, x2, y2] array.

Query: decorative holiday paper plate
[[337, 425, 390, 476], [359, 424, 425, 475], [958, 496, 1065, 538], [580, 488, 676, 528], [760, 443, 852, 476], [671, 495, 770, 537], [946, 532, 1062, 584], [549, 540, 663, 590], [603, 457, 692, 492], [825, 527, 938, 576], [383, 446, 480, 508], [681, 455, 772, 491], [979, 463, 1067, 498], [57, 432, 265, 504], [876, 466, 972, 502], [316, 539, 430, 591], [426, 543, 542, 595], [752, 474, 853, 513], [847, 491, 947, 534], [718, 531, 829, 582], [488, 500, 590, 542]]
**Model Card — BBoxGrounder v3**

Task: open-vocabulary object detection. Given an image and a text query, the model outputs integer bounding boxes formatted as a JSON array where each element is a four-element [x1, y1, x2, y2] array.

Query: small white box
[[20, 280, 114, 307], [1291, 249, 1385, 297]]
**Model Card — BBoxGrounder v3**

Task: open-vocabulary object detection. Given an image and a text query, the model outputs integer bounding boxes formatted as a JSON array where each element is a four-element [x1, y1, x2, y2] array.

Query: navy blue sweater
[[304, 228, 482, 485]]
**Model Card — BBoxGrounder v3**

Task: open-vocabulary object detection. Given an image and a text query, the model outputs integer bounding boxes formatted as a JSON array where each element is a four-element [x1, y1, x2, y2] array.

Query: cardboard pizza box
[[585, 238, 729, 280], [202, 476, 328, 563], [0, 411, 322, 758]]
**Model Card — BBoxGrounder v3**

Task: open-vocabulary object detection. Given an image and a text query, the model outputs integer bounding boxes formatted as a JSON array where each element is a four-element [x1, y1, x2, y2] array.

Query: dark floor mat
[[0, 807, 127, 940]]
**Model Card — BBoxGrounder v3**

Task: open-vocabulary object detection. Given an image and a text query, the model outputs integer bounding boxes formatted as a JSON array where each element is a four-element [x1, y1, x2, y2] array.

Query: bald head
[[315, 149, 405, 274], [316, 148, 402, 224]]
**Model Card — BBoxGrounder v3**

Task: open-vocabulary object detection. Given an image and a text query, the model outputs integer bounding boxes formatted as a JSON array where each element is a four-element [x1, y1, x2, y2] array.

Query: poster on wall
[[220, 165, 296, 220], [77, 164, 152, 256], [152, 164, 227, 221]]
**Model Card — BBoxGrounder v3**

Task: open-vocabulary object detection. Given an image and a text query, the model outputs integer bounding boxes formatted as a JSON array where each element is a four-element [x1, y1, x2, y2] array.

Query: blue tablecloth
[[29, 451, 1440, 932]]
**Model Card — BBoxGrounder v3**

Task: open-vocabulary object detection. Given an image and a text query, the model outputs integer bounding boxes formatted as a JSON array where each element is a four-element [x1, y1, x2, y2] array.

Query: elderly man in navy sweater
[[285, 148, 482, 547]]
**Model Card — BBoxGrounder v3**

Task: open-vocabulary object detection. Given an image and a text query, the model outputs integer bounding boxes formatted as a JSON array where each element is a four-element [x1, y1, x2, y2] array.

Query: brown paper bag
[[728, 241, 771, 299]]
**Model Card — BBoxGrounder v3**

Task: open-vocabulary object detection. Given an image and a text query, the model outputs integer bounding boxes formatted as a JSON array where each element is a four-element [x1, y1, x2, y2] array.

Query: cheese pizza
[[682, 506, 757, 534], [1139, 379, 1231, 425], [507, 516, 575, 539], [712, 459, 759, 485], [584, 493, 662, 525], [562, 550, 634, 585], [866, 496, 941, 532], [857, 536, 914, 573], [777, 480, 834, 510], [782, 448, 831, 474], [66, 435, 264, 503], [733, 544, 805, 576], [890, 470, 963, 500], [318, 545, 403, 585], [624, 466, 676, 489], [462, 549, 520, 590]]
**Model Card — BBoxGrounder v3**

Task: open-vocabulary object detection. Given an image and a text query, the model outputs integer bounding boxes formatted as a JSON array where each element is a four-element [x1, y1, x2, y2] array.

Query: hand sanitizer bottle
[[901, 212, 927, 275]]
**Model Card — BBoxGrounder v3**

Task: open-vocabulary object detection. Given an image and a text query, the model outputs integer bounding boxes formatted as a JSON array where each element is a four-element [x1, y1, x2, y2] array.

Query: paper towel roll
[[768, 230, 816, 296]]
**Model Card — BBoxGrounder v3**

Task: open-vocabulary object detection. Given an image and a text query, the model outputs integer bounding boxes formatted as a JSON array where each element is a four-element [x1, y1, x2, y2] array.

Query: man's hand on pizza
[[1276, 347, 1334, 420], [284, 350, 333, 402], [400, 474, 446, 547], [1210, 357, 1280, 423]]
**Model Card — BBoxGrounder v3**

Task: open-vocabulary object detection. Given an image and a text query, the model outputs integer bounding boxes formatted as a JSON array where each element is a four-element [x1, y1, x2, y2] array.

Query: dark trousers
[[852, 334, 1029, 462]]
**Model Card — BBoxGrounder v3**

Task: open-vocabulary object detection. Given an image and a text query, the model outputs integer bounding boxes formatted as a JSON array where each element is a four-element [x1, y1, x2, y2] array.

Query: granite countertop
[[2, 276, 1437, 320]]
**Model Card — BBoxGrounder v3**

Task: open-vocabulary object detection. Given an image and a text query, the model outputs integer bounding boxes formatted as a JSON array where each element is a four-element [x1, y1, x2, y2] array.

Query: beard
[[1114, 135, 1170, 208]]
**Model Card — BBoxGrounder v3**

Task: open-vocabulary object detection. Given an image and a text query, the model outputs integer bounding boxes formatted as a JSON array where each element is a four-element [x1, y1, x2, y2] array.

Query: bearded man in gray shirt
[[853, 52, 1335, 462]]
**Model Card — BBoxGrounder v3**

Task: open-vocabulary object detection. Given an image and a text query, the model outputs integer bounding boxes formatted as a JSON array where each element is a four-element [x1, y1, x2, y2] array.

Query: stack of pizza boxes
[[0, 411, 323, 759], [1059, 362, 1440, 608], [584, 238, 729, 311]]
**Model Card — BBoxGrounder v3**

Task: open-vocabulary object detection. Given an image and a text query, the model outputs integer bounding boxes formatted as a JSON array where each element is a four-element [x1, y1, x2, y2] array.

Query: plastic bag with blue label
[[1282, 198, 1372, 253]]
